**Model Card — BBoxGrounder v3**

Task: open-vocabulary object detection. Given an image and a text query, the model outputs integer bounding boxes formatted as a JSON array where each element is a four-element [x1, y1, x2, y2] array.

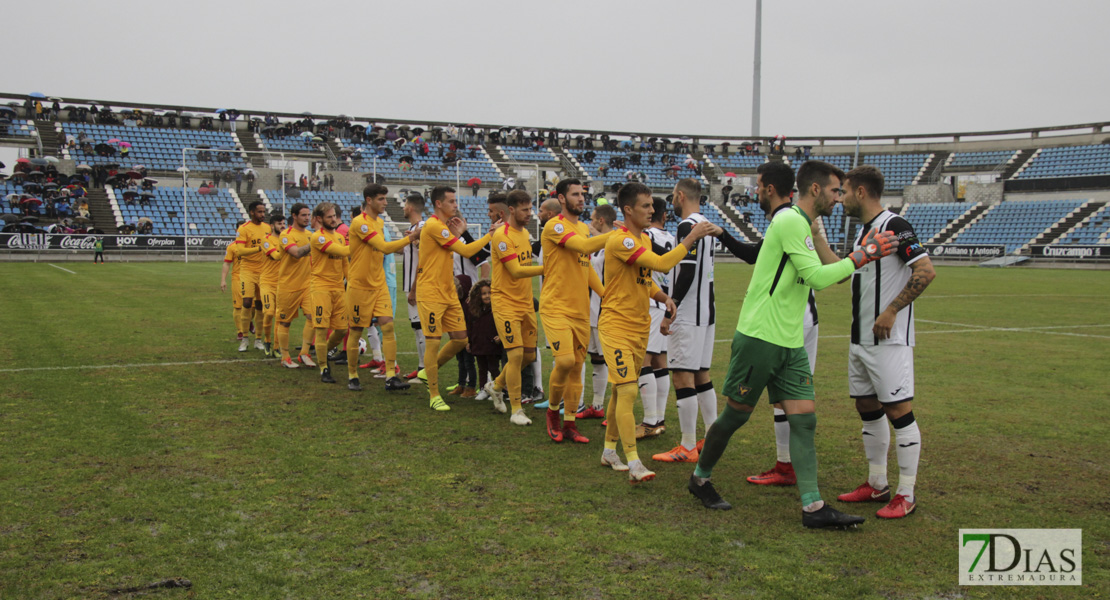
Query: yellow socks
[[277, 324, 291, 360], [346, 328, 362, 380], [613, 383, 639, 462], [563, 360, 584, 422], [314, 328, 329, 371], [436, 337, 468, 367], [380, 321, 397, 375], [233, 307, 244, 336], [424, 338, 441, 397], [262, 312, 274, 344], [300, 319, 314, 358], [504, 348, 524, 412]]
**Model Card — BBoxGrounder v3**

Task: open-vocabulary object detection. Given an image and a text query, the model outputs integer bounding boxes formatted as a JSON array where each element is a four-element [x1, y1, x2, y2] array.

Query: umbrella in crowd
[[108, 138, 120, 144], [724, 172, 738, 177], [16, 157, 30, 164], [21, 197, 42, 207], [44, 156, 59, 164], [119, 142, 132, 149], [466, 177, 482, 187], [72, 216, 91, 224], [299, 131, 314, 138], [29, 92, 45, 99], [95, 143, 116, 156], [76, 164, 92, 172], [1, 214, 18, 223], [30, 158, 48, 166], [399, 156, 415, 165]]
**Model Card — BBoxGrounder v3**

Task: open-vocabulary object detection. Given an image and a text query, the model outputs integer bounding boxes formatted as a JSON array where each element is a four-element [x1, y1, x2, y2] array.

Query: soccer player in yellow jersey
[[599, 182, 717, 483], [234, 201, 271, 351], [539, 178, 611, 444], [219, 220, 245, 343], [275, 203, 317, 369], [309, 202, 352, 383], [258, 212, 286, 358], [415, 186, 497, 411], [484, 189, 545, 425], [345, 184, 419, 392]]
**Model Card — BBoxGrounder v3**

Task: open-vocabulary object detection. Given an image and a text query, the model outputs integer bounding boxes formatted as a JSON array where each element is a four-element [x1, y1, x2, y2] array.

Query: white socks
[[676, 387, 698, 450], [773, 407, 791, 463], [414, 327, 426, 368], [591, 361, 608, 409], [638, 367, 657, 425], [860, 410, 891, 490], [366, 326, 383, 361], [893, 412, 921, 502], [654, 369, 670, 422], [696, 383, 718, 429]]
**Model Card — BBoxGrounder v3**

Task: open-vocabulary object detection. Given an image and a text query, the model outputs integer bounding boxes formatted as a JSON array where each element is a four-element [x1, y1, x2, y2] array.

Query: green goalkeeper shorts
[[723, 331, 815, 406]]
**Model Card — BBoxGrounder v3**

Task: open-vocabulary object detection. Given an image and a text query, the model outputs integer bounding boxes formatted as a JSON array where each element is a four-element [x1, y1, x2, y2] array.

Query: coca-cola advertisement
[[0, 234, 234, 251]]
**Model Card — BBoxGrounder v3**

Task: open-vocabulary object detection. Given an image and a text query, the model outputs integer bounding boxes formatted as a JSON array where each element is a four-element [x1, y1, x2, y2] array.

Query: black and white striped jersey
[[850, 210, 928, 347], [672, 212, 715, 326], [645, 226, 676, 311], [402, 219, 424, 292]]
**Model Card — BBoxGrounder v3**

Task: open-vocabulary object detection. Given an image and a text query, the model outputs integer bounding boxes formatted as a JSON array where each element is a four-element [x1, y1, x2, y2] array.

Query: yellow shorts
[[494, 308, 538, 350], [418, 300, 465, 337], [347, 286, 394, 328], [277, 288, 312, 322], [260, 283, 278, 317], [598, 328, 649, 385], [542, 312, 589, 359], [231, 275, 242, 309], [310, 288, 348, 330], [239, 268, 261, 298]]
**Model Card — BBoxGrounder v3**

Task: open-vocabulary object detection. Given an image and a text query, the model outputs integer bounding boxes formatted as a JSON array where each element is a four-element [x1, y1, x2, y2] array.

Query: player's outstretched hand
[[220, 281, 227, 292], [407, 224, 423, 240], [690, 220, 716, 240], [489, 219, 504, 231], [848, 229, 896, 268], [447, 217, 467, 236], [707, 223, 724, 236]]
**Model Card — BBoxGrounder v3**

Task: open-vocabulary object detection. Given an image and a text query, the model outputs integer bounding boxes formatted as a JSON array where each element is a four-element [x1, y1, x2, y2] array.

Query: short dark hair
[[756, 161, 795, 199], [651, 197, 668, 223], [430, 185, 455, 206], [405, 194, 425, 211], [617, 182, 652, 214], [796, 160, 846, 196], [487, 191, 507, 207], [289, 203, 308, 216], [593, 203, 617, 226], [845, 165, 885, 199], [351, 205, 361, 218], [363, 183, 388, 199], [555, 178, 582, 199], [248, 200, 265, 212], [506, 189, 531, 208], [674, 178, 701, 202], [269, 212, 286, 226]]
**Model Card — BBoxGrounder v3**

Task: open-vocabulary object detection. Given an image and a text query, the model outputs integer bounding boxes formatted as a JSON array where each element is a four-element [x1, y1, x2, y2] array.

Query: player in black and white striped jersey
[[402, 193, 426, 379], [636, 197, 677, 439], [654, 179, 724, 463], [834, 165, 935, 520]]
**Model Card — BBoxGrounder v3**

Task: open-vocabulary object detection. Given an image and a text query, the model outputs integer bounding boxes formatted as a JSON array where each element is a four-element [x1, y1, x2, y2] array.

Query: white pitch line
[[923, 294, 1107, 299], [0, 351, 421, 374], [714, 323, 1110, 343], [48, 264, 76, 274]]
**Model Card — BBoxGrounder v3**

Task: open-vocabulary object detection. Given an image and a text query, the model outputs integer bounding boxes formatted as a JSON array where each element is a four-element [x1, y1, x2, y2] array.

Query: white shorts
[[803, 323, 818, 376], [588, 326, 603, 355], [407, 301, 421, 325], [646, 306, 668, 355], [667, 322, 715, 371], [848, 343, 915, 403]]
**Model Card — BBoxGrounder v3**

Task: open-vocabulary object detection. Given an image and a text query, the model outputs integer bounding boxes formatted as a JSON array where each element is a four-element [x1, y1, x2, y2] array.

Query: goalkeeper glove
[[848, 229, 897, 268]]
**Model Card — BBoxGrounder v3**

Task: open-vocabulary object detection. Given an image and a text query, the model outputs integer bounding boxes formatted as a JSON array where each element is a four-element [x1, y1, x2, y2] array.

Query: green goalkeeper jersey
[[736, 205, 855, 348]]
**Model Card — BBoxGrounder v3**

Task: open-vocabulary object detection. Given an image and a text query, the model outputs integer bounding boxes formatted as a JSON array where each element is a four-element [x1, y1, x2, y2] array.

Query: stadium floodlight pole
[[752, 0, 762, 138], [179, 164, 190, 263]]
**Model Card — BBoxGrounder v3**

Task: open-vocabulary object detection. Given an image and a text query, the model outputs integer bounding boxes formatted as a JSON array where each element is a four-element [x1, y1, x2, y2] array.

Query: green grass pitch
[[0, 261, 1106, 598]]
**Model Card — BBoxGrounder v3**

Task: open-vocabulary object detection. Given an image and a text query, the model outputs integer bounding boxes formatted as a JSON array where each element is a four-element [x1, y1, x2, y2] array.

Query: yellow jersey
[[349, 212, 408, 291], [598, 228, 661, 337], [310, 228, 349, 292], [415, 215, 459, 305], [235, 221, 271, 273], [259, 232, 283, 286], [223, 243, 240, 278], [490, 223, 537, 314], [278, 227, 313, 290], [539, 214, 592, 319]]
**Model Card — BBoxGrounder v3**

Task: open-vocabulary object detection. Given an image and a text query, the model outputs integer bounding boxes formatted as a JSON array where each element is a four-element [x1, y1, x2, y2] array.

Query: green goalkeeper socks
[[693, 404, 751, 479], [787, 412, 821, 506]]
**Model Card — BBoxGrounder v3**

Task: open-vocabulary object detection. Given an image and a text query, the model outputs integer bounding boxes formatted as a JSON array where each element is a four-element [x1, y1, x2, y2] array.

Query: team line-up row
[[219, 162, 935, 529]]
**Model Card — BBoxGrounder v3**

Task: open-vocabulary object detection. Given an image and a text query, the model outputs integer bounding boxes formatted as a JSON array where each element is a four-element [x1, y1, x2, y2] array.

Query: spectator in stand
[[467, 278, 503, 393], [722, 180, 734, 203], [51, 99, 60, 120], [235, 169, 244, 193], [795, 147, 803, 162], [299, 174, 308, 190], [246, 170, 256, 193], [213, 170, 222, 188]]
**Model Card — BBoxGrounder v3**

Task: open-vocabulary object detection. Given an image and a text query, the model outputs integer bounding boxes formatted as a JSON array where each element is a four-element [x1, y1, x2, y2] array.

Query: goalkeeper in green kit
[[686, 160, 897, 529]]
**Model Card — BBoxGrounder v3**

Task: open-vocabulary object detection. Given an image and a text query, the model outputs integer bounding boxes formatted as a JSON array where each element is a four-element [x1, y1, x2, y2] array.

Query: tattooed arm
[[874, 256, 936, 340]]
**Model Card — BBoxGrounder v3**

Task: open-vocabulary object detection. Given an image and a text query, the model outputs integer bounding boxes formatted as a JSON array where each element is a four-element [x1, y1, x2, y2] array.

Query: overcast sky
[[5, 0, 1108, 138]]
